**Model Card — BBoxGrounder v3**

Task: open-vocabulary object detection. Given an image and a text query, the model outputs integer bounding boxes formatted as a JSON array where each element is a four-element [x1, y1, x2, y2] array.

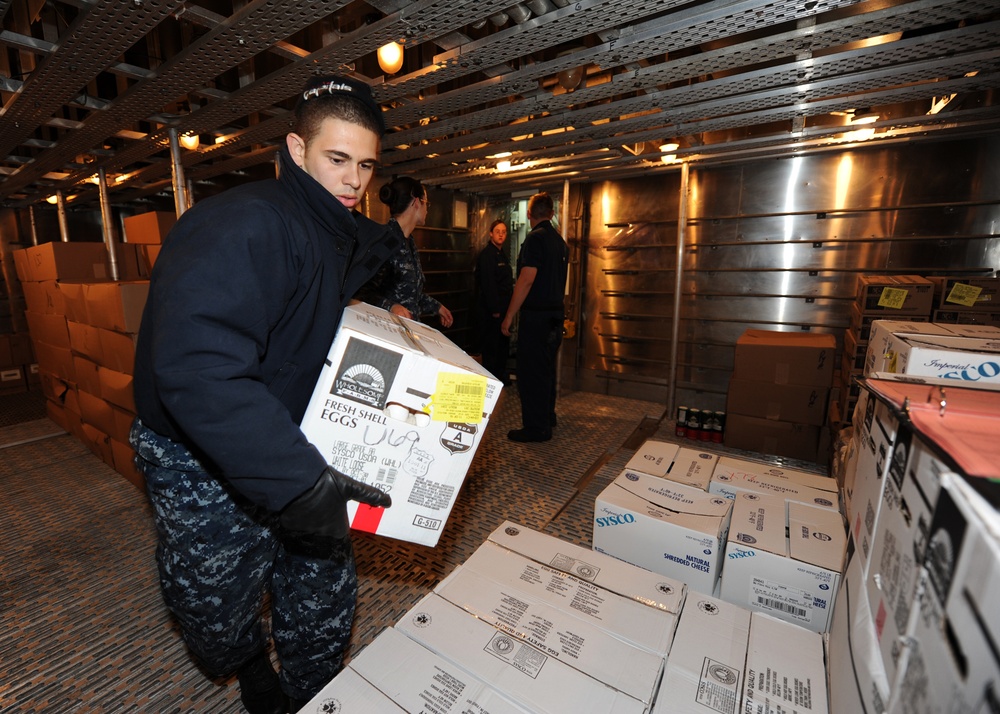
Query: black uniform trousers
[[516, 309, 563, 435]]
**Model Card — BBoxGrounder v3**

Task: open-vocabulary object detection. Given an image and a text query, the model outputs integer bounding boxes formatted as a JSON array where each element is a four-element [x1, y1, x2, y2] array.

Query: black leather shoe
[[237, 650, 288, 714], [507, 428, 552, 442]]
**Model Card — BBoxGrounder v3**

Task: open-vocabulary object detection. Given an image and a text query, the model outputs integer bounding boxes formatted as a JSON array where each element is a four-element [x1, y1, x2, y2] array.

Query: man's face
[[490, 223, 508, 248], [287, 117, 379, 211]]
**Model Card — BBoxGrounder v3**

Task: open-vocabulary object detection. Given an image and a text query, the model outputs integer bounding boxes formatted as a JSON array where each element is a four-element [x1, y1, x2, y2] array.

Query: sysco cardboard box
[[594, 469, 733, 594], [299, 666, 405, 714], [299, 303, 502, 546], [709, 456, 839, 511], [486, 520, 686, 614], [624, 439, 681, 478], [720, 491, 846, 633]]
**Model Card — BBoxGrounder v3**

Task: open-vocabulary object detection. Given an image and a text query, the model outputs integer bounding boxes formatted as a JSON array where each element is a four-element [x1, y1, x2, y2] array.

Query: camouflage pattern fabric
[[130, 419, 357, 701]]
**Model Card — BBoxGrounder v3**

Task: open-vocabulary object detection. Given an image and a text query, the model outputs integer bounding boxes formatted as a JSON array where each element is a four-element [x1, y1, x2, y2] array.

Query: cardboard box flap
[[434, 564, 665, 704], [613, 469, 734, 518], [728, 492, 788, 558], [460, 541, 679, 656], [396, 593, 648, 714], [348, 628, 523, 714], [787, 501, 847, 573], [625, 439, 681, 477], [716, 456, 837, 493], [654, 594, 751, 714], [744, 612, 829, 714], [486, 520, 686, 613]]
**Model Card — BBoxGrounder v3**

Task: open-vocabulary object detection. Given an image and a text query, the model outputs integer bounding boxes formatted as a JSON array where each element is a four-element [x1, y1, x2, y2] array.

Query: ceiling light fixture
[[179, 133, 200, 150], [659, 142, 679, 164], [497, 160, 512, 172], [46, 194, 58, 204], [377, 41, 404, 75]]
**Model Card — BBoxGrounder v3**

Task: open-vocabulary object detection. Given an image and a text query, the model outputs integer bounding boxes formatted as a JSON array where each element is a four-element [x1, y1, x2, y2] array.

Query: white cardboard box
[[864, 426, 945, 684], [625, 439, 681, 478], [847, 385, 900, 575], [594, 469, 734, 594], [486, 520, 687, 614], [827, 550, 894, 714], [865, 321, 1000, 384], [720, 492, 846, 633], [709, 457, 840, 511], [345, 627, 531, 714], [299, 303, 502, 546], [434, 563, 665, 706], [299, 666, 405, 713], [396, 593, 647, 714], [653, 593, 751, 714], [457, 541, 678, 656], [665, 447, 720, 491], [712, 455, 838, 494], [889, 473, 1000, 714], [743, 612, 829, 714]]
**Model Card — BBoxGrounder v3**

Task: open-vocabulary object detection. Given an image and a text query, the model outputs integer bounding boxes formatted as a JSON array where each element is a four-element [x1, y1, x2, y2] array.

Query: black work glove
[[278, 466, 391, 561]]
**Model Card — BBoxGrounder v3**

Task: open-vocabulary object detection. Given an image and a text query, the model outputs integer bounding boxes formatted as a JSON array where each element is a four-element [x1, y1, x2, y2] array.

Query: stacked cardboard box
[[304, 521, 832, 714], [929, 275, 1000, 325], [840, 275, 935, 423], [122, 210, 174, 271], [864, 319, 1000, 384], [15, 241, 148, 488], [724, 329, 835, 462], [831, 378, 1000, 713]]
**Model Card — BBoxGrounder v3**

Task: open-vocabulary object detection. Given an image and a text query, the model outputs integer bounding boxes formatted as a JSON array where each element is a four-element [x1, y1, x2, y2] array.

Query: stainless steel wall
[[570, 136, 1000, 413]]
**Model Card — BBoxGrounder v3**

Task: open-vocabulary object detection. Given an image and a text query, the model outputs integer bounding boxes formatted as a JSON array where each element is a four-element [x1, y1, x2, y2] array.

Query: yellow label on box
[[430, 372, 488, 423], [878, 287, 908, 309], [945, 283, 983, 308]]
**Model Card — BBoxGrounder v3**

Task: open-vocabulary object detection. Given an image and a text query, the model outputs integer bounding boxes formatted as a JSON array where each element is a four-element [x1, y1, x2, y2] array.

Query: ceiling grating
[[1, 0, 999, 208]]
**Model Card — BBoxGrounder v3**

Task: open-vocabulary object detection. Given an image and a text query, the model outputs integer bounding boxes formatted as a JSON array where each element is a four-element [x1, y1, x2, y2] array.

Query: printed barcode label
[[756, 596, 808, 618]]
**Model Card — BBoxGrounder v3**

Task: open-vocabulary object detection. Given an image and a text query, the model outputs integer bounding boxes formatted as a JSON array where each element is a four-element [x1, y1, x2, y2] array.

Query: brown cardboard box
[[98, 366, 135, 412], [854, 274, 934, 316], [67, 320, 103, 364], [123, 211, 175, 244], [72, 355, 101, 396], [33, 341, 75, 381], [723, 413, 821, 462], [843, 327, 866, 372], [933, 309, 1000, 326], [0, 366, 27, 394], [21, 280, 65, 315], [932, 276, 1000, 311], [82, 281, 148, 333], [16, 242, 148, 282], [25, 311, 70, 349], [733, 329, 836, 387], [111, 438, 144, 490], [726, 377, 829, 426], [79, 422, 114, 467]]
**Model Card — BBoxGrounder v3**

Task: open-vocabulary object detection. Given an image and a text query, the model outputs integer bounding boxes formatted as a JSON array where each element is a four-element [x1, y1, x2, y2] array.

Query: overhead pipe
[[168, 128, 189, 218], [56, 190, 69, 242], [97, 167, 120, 281], [666, 161, 689, 417], [506, 4, 532, 23], [28, 205, 39, 246], [525, 0, 555, 14]]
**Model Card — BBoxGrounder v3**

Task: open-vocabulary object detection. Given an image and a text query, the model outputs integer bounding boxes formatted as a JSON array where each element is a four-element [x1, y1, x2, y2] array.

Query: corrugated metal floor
[[0, 386, 823, 712]]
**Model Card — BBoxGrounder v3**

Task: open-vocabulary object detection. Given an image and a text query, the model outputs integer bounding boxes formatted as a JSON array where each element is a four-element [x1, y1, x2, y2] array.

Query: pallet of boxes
[[723, 328, 836, 464], [14, 232, 156, 489], [840, 274, 935, 424], [833, 372, 1000, 714]]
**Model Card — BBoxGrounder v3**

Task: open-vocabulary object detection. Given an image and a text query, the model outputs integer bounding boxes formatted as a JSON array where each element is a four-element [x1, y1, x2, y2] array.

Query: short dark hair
[[489, 219, 506, 232], [379, 176, 424, 217], [294, 75, 385, 144], [528, 192, 554, 220]]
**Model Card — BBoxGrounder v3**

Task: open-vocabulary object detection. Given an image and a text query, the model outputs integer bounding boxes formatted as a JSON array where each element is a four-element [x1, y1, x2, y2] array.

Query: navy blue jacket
[[132, 146, 400, 512]]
